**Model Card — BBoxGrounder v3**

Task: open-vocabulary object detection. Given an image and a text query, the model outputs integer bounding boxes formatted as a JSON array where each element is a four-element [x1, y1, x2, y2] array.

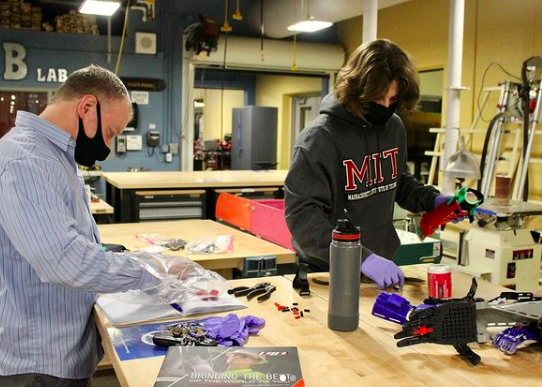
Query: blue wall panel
[[0, 0, 338, 173], [0, 25, 177, 172]]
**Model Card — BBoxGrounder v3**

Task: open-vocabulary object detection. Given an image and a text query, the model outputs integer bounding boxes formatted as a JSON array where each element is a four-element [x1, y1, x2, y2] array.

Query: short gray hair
[[50, 65, 129, 104]]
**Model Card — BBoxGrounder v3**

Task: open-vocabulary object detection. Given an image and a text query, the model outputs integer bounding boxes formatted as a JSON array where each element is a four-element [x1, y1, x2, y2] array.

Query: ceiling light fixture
[[79, 0, 122, 17], [287, 18, 332, 33], [287, 0, 332, 33]]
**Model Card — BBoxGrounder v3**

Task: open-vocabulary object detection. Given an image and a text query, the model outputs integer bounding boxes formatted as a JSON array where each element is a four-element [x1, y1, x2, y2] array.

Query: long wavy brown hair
[[335, 39, 420, 116]]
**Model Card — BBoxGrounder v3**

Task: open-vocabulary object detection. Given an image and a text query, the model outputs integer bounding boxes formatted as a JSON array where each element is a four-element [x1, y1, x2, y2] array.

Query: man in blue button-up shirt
[[0, 65, 159, 387]]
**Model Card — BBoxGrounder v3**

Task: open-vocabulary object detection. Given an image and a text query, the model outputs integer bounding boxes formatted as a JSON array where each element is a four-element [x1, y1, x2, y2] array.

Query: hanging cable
[[220, 32, 229, 142], [522, 79, 530, 201], [292, 34, 298, 71], [520, 58, 535, 202], [220, 0, 231, 142], [221, 0, 232, 32], [477, 112, 508, 192], [233, 0, 243, 20], [475, 62, 521, 122], [291, 0, 297, 71], [115, 1, 131, 75], [477, 99, 520, 192], [260, 0, 264, 62], [107, 16, 112, 63]]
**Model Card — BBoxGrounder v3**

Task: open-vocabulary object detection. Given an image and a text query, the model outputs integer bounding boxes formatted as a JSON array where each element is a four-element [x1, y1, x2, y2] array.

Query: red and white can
[[427, 264, 452, 299]]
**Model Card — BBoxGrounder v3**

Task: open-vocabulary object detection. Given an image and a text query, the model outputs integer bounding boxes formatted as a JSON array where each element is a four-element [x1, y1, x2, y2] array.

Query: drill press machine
[[459, 198, 542, 291]]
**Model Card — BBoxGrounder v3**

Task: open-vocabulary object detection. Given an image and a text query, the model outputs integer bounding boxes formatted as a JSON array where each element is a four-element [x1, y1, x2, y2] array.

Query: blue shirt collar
[[15, 111, 76, 153]]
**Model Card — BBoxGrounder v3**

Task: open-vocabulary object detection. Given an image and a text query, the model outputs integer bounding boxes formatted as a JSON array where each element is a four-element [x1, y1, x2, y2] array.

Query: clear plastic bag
[[185, 235, 234, 254], [126, 251, 212, 279], [105, 252, 245, 317], [135, 234, 187, 251], [135, 233, 172, 246]]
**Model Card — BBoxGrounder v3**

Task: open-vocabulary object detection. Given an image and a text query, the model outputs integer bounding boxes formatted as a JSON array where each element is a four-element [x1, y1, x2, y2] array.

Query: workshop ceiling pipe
[[248, 0, 411, 39], [363, 0, 378, 43], [442, 0, 466, 193], [193, 36, 344, 73]]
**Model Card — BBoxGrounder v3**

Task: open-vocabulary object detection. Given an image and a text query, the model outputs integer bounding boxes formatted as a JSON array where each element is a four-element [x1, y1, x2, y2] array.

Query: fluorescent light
[[287, 18, 333, 33], [79, 0, 121, 16]]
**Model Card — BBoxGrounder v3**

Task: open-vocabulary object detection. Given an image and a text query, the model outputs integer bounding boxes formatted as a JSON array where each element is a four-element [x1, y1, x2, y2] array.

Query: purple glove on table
[[361, 253, 405, 289], [202, 314, 266, 347], [434, 194, 463, 223], [492, 326, 540, 355]]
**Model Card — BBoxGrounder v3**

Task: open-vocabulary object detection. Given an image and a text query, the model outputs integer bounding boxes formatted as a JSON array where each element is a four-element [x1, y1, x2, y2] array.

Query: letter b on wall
[[3, 43, 27, 80]]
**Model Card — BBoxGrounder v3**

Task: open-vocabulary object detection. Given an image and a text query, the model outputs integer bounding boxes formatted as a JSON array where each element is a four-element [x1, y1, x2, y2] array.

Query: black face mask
[[363, 102, 398, 127], [74, 102, 111, 167]]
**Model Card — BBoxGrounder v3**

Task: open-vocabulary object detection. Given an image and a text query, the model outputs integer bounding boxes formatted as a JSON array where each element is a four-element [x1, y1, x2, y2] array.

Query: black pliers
[[227, 282, 277, 302]]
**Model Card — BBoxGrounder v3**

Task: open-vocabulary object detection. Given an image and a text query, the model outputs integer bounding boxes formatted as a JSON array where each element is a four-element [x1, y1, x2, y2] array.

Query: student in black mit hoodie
[[285, 39, 449, 289]]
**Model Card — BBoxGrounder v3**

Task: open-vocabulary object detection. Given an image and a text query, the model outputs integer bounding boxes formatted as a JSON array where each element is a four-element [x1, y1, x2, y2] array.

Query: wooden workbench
[[102, 170, 287, 223], [97, 220, 295, 274], [89, 198, 114, 224], [102, 170, 288, 190], [95, 274, 526, 387], [90, 198, 114, 215], [284, 265, 542, 387]]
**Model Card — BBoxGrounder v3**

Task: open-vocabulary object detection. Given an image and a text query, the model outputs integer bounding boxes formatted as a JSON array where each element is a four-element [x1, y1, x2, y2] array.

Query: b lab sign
[[3, 42, 68, 83]]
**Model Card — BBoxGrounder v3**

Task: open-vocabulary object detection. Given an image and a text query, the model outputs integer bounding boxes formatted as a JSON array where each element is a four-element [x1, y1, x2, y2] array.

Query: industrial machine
[[459, 199, 542, 291], [440, 56, 542, 292], [478, 56, 542, 202]]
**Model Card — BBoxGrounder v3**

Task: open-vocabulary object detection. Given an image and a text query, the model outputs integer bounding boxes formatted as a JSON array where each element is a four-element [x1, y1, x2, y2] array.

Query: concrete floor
[[90, 369, 121, 387]]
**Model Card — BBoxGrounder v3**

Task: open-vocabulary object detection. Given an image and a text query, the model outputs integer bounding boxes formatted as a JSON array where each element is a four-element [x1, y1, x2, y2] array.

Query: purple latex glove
[[361, 254, 405, 289], [202, 314, 266, 346], [492, 326, 540, 355], [434, 194, 452, 208], [434, 194, 463, 223]]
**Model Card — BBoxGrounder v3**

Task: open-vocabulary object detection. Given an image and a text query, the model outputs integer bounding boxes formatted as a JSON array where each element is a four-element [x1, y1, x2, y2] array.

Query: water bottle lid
[[332, 219, 361, 241]]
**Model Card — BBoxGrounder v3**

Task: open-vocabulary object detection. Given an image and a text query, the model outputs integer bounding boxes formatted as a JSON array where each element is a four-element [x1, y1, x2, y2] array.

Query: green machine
[[393, 229, 442, 266], [392, 203, 442, 266]]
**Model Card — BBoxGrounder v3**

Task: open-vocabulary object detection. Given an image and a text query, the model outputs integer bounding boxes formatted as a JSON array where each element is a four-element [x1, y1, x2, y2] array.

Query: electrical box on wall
[[116, 135, 127, 153], [146, 131, 160, 147], [161, 143, 178, 154], [126, 135, 143, 151]]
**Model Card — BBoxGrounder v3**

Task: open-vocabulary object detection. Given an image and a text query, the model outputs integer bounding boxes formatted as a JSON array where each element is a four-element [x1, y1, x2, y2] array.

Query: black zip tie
[[304, 309, 310, 313]]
